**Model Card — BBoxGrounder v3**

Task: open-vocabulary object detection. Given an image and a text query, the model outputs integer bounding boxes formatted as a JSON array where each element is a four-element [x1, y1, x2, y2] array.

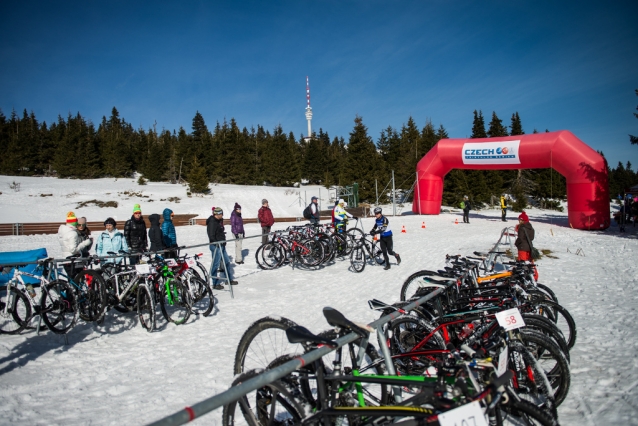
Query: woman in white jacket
[[58, 212, 92, 276]]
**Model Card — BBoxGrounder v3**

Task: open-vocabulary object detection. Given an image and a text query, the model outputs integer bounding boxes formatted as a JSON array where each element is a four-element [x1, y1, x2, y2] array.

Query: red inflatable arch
[[413, 131, 610, 230]]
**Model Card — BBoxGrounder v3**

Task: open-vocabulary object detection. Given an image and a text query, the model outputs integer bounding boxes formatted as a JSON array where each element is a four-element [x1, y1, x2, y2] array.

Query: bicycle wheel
[[188, 275, 214, 317], [400, 270, 446, 301], [40, 280, 79, 334], [0, 286, 31, 334], [350, 245, 366, 272], [159, 277, 191, 325], [535, 283, 558, 303], [499, 397, 558, 426], [299, 239, 324, 267], [371, 241, 385, 265], [234, 316, 302, 375], [521, 315, 570, 363], [519, 330, 571, 406], [385, 315, 446, 375], [195, 260, 210, 283], [74, 270, 107, 323], [222, 368, 305, 426], [137, 283, 155, 332], [508, 340, 557, 417], [527, 300, 576, 350], [255, 243, 284, 270], [332, 234, 349, 258]]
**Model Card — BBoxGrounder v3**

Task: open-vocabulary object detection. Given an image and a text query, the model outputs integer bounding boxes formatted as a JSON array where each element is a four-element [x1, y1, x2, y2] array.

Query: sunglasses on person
[[78, 223, 86, 227], [134, 212, 142, 215]]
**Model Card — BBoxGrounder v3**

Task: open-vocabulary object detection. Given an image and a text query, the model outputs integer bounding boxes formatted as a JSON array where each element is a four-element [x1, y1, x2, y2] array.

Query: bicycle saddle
[[322, 307, 369, 337], [286, 325, 338, 347]]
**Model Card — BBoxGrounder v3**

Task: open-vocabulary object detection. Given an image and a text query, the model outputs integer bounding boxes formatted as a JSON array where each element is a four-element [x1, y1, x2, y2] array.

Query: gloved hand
[[369, 229, 376, 235], [352, 216, 358, 220]]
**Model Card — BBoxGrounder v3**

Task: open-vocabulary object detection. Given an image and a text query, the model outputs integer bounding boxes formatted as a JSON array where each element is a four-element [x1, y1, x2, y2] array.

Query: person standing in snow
[[77, 216, 93, 256], [58, 211, 92, 276], [369, 207, 401, 270], [230, 203, 245, 264], [307, 196, 320, 225], [96, 217, 129, 264], [461, 196, 471, 224], [124, 204, 147, 263], [500, 195, 508, 222], [515, 211, 535, 261], [258, 199, 275, 245], [333, 199, 354, 233], [148, 214, 166, 253], [206, 207, 238, 289], [161, 208, 178, 258]]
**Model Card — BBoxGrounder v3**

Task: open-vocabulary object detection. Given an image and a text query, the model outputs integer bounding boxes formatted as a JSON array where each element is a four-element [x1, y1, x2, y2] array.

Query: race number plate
[[135, 264, 150, 274], [438, 400, 488, 426], [186, 259, 196, 268], [495, 308, 526, 331], [166, 258, 178, 267]]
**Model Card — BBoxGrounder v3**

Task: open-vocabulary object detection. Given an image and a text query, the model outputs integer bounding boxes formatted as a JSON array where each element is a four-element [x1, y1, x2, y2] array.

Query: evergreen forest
[[0, 107, 635, 210]]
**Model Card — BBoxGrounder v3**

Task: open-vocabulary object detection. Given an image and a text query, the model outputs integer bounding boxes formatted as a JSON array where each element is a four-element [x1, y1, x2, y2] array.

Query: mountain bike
[[0, 259, 54, 334], [349, 233, 385, 272]]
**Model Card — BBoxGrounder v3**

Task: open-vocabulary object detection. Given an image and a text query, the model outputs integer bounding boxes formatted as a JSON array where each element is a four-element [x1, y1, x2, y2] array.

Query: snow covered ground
[[0, 176, 637, 425]]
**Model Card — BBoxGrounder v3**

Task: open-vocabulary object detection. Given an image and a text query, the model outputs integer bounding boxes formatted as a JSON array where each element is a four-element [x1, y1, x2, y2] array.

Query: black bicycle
[[349, 233, 385, 273]]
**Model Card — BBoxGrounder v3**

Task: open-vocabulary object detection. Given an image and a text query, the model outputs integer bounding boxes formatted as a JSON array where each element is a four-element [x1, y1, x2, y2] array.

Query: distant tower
[[305, 76, 313, 140]]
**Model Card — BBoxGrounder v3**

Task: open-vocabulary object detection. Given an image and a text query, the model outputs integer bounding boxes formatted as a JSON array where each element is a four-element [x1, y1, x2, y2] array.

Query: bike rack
[[147, 287, 445, 426]]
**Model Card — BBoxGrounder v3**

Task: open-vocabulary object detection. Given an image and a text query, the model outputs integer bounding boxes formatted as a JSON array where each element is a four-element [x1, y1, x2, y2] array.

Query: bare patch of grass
[[76, 200, 119, 209]]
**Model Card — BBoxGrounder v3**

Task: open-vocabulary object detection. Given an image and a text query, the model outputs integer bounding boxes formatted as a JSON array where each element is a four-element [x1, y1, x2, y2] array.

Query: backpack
[[459, 201, 465, 209], [303, 204, 312, 219]]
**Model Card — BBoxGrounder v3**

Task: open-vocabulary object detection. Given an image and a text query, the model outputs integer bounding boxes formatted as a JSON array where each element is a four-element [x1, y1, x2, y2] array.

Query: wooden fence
[[0, 207, 370, 236]]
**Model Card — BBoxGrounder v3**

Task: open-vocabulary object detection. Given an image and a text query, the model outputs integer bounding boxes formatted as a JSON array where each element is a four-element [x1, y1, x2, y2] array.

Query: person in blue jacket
[[161, 208, 178, 257], [369, 207, 401, 270], [96, 217, 129, 264]]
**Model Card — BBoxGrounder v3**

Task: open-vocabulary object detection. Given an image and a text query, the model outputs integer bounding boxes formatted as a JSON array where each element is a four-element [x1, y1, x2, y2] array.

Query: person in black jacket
[[206, 207, 237, 290], [462, 196, 471, 224], [148, 213, 166, 253], [124, 204, 147, 263]]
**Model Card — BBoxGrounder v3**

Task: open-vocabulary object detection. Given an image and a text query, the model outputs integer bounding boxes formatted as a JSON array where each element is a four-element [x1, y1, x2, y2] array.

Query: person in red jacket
[[258, 199, 275, 245]]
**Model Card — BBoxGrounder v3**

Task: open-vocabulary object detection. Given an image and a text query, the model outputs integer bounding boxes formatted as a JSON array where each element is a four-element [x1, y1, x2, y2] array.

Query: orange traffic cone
[[454, 218, 458, 225], [421, 221, 426, 229], [401, 225, 406, 233]]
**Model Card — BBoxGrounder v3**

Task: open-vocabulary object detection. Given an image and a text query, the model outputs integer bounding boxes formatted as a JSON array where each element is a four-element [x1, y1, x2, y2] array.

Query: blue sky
[[1, 1, 637, 168]]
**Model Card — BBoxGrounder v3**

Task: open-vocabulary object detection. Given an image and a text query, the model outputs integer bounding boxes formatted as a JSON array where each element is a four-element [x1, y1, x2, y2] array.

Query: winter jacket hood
[[161, 208, 177, 247]]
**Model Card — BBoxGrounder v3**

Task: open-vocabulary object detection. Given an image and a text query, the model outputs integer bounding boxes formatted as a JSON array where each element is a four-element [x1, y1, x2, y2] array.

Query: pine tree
[[187, 156, 210, 193], [344, 116, 383, 201], [510, 112, 524, 136], [487, 112, 508, 137], [470, 110, 487, 138]]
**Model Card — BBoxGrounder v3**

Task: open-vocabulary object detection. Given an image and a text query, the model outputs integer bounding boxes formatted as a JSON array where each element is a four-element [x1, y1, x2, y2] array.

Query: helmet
[[374, 207, 382, 214], [338, 198, 345, 204], [464, 195, 468, 199]]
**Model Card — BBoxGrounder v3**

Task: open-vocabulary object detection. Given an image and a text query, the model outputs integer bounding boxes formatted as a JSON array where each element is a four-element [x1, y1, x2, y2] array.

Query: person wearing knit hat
[[206, 205, 238, 289], [258, 199, 275, 245], [58, 211, 93, 275], [230, 202, 245, 264], [515, 211, 535, 261], [66, 211, 78, 227], [124, 204, 147, 263]]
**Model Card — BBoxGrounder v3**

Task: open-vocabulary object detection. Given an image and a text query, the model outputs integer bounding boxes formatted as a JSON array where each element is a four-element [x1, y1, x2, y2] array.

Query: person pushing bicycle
[[369, 207, 401, 270]]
